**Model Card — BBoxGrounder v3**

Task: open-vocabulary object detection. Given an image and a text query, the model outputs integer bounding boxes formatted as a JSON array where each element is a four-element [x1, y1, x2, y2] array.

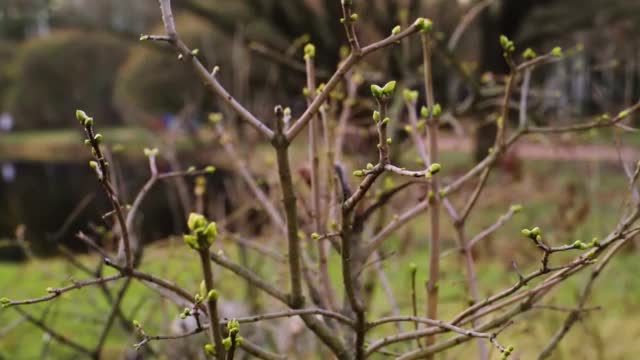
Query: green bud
[[551, 46, 563, 57], [0, 297, 10, 307], [618, 109, 630, 119], [183, 234, 199, 250], [510, 204, 523, 213], [414, 18, 433, 33], [409, 263, 417, 271], [133, 320, 141, 328], [428, 163, 442, 174], [227, 319, 240, 333], [204, 222, 218, 243], [431, 103, 442, 117], [139, 35, 149, 41], [94, 134, 103, 144], [573, 240, 588, 250], [207, 289, 219, 301], [386, 137, 392, 145], [311, 232, 320, 240], [204, 343, 216, 357], [200, 280, 207, 298], [89, 161, 99, 171], [303, 87, 310, 97], [366, 163, 374, 170], [536, 234, 542, 242], [420, 106, 430, 118], [403, 89, 419, 102], [84, 139, 91, 146], [353, 170, 365, 177], [177, 53, 184, 60], [46, 287, 55, 293], [404, 125, 413, 133], [181, 308, 191, 319], [187, 213, 207, 231], [304, 43, 316, 60], [187, 166, 196, 172], [350, 13, 359, 22], [205, 165, 216, 174], [75, 110, 92, 126], [521, 229, 531, 237], [392, 25, 401, 35], [522, 48, 537, 60], [222, 338, 232, 351], [530, 227, 541, 236], [371, 84, 384, 98], [191, 48, 199, 56], [372, 111, 381, 122], [499, 35, 515, 53], [143, 148, 159, 157], [381, 80, 397, 96], [591, 237, 600, 247], [208, 113, 223, 124], [382, 117, 391, 125]]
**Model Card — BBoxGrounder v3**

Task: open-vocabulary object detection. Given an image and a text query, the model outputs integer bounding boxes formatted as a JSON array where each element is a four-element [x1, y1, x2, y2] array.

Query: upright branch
[[418, 21, 442, 353], [305, 43, 336, 311], [272, 106, 304, 308], [340, 0, 361, 53], [76, 110, 132, 269], [183, 213, 225, 360]]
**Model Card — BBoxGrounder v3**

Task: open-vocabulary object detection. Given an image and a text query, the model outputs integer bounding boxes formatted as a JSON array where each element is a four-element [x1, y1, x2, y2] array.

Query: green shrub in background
[[0, 40, 17, 110], [4, 31, 129, 130], [114, 14, 224, 117]]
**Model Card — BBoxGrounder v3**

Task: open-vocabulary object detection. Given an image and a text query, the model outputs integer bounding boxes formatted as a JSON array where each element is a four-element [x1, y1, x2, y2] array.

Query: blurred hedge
[[4, 31, 129, 130], [114, 14, 225, 116], [0, 41, 17, 111]]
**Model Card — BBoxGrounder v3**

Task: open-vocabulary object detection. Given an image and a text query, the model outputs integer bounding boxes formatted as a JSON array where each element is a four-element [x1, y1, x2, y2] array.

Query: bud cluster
[[183, 213, 218, 250]]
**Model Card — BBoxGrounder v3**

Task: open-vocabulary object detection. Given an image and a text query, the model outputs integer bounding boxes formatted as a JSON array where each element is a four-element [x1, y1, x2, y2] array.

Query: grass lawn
[[2, 150, 640, 359]]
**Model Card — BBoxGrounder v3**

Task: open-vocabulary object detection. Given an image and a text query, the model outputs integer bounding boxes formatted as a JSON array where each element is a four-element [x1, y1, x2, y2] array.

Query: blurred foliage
[[3, 31, 129, 130], [114, 15, 221, 116], [0, 40, 16, 107]]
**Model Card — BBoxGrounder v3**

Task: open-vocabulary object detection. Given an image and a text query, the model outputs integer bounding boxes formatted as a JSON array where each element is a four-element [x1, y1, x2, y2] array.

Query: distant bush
[[4, 31, 129, 130], [114, 14, 224, 116], [0, 40, 17, 110]]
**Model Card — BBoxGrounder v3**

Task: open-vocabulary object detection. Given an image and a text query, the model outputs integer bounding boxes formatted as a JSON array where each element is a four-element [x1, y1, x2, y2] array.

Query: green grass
[[2, 154, 640, 359]]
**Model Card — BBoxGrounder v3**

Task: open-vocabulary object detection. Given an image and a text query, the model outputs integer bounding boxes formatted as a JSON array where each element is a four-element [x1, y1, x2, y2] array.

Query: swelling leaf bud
[[371, 84, 384, 98], [381, 80, 397, 96], [76, 110, 92, 126], [522, 48, 537, 60], [187, 213, 207, 232], [372, 110, 381, 122], [414, 18, 433, 33], [428, 163, 442, 174], [204, 343, 216, 357], [304, 43, 316, 60]]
